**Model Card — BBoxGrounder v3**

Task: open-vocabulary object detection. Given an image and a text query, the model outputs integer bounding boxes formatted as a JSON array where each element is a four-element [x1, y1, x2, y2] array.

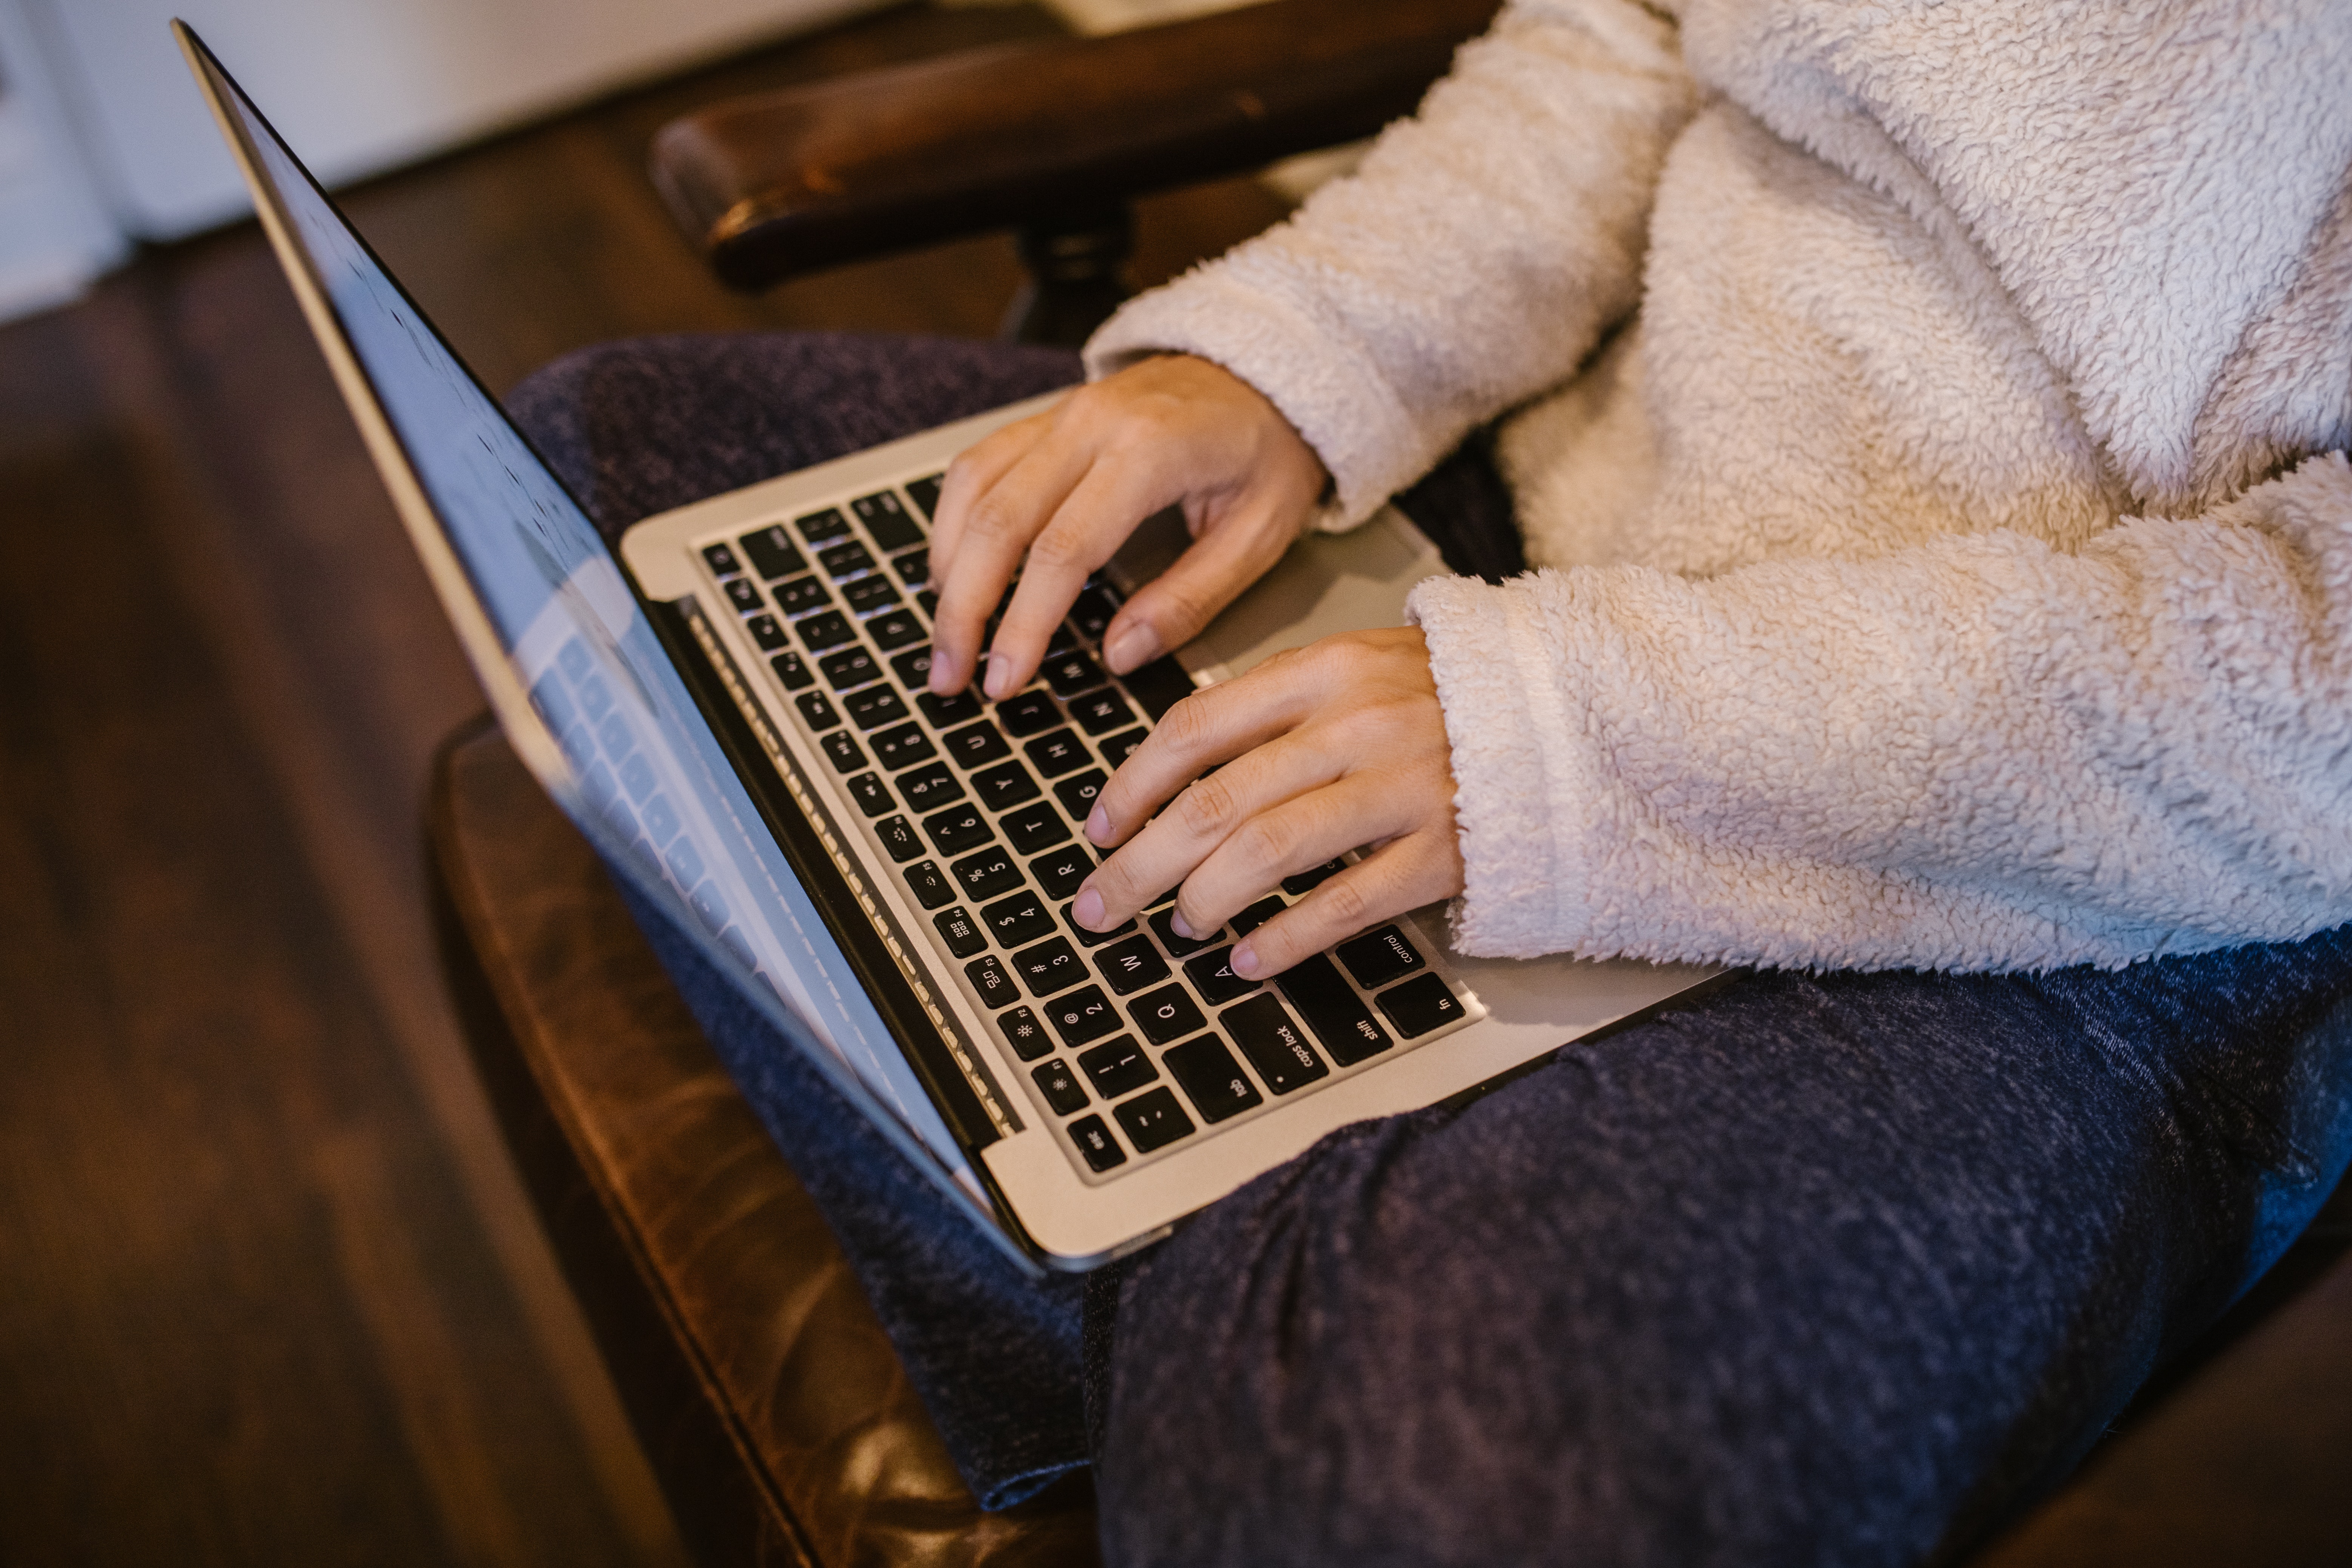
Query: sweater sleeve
[[1083, 0, 1697, 530], [1408, 453, 2352, 973]]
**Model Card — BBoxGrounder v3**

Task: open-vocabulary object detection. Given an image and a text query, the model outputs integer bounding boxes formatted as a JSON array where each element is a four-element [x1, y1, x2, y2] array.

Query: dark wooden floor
[[0, 5, 1284, 1563]]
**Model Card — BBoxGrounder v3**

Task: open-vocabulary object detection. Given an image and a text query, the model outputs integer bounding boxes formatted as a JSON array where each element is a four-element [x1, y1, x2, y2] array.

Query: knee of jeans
[[2241, 986, 2352, 1284]]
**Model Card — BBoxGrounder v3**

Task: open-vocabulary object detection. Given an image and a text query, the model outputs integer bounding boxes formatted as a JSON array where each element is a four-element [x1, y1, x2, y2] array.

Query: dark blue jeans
[[508, 333, 2352, 1567]]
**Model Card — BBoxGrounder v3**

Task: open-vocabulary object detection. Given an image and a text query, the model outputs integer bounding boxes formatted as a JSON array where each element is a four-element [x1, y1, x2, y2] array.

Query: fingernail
[[1071, 885, 1106, 930], [1170, 910, 1197, 940], [1085, 803, 1111, 843], [981, 652, 1012, 701], [1231, 942, 1260, 976], [1103, 622, 1160, 674]]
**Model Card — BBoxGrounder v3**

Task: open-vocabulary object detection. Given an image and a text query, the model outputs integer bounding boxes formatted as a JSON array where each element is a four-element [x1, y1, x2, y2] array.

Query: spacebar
[[1277, 954, 1393, 1066]]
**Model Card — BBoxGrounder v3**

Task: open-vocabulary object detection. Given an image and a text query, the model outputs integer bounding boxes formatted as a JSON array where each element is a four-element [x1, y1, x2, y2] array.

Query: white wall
[[0, 0, 127, 319], [24, 0, 886, 241]]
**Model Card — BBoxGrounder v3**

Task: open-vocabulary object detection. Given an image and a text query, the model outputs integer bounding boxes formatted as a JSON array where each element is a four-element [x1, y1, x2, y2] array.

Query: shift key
[[1277, 954, 1393, 1066], [1221, 993, 1328, 1095]]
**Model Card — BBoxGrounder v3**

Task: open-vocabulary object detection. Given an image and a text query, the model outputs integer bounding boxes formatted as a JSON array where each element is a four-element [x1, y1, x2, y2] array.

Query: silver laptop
[[181, 22, 1718, 1273]]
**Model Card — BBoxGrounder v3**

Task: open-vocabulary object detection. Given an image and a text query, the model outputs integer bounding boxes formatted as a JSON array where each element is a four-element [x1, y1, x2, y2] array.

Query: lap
[[509, 332, 2352, 1566]]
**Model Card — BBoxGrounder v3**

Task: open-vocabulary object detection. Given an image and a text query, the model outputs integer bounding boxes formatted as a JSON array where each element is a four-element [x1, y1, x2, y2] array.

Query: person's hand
[[1067, 627, 1465, 979], [925, 354, 1328, 700]]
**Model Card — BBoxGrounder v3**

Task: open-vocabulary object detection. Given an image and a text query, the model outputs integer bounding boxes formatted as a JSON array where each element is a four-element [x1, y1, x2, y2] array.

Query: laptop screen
[[182, 32, 984, 1201]]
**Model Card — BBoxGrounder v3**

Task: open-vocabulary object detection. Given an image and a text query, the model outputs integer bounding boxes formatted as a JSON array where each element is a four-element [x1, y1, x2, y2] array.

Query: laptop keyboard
[[699, 476, 1479, 1176]]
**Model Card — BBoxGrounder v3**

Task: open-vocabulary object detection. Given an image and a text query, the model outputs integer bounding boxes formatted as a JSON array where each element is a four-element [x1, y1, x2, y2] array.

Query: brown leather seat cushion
[[428, 720, 1098, 1568]]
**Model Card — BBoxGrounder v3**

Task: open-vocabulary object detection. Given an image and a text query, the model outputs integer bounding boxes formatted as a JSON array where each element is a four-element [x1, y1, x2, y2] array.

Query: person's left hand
[[1068, 626, 1465, 979]]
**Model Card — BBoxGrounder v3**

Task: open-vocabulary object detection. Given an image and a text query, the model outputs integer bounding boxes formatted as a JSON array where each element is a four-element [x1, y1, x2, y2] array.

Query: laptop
[[179, 21, 1719, 1273]]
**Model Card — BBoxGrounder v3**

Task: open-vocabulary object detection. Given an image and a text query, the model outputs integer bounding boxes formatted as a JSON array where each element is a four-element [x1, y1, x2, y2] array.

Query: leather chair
[[428, 3, 2351, 1561]]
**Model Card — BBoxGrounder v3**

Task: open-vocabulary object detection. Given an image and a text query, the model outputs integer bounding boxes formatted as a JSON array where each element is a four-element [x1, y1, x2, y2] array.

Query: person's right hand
[[925, 354, 1329, 700]]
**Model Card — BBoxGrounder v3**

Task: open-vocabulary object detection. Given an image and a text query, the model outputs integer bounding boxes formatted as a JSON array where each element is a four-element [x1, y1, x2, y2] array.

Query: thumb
[[1100, 498, 1306, 673]]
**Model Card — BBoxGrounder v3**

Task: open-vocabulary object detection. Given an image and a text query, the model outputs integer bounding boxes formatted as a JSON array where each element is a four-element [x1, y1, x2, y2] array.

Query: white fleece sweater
[[1085, 0, 2352, 973]]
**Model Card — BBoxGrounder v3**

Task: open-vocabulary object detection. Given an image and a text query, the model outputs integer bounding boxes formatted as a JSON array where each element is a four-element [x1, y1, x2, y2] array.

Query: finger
[[1084, 649, 1319, 848], [981, 459, 1171, 700], [928, 411, 1050, 586], [1171, 767, 1422, 940], [926, 434, 1097, 694], [1097, 495, 1304, 675], [1229, 833, 1457, 980], [1073, 721, 1345, 930]]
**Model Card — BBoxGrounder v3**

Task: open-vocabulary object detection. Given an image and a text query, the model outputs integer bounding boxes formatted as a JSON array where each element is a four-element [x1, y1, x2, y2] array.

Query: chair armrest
[[652, 0, 1501, 291]]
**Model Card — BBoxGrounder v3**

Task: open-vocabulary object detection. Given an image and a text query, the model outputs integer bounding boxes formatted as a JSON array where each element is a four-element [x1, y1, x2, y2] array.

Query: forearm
[[1412, 453, 2352, 971], [1087, 0, 1697, 527]]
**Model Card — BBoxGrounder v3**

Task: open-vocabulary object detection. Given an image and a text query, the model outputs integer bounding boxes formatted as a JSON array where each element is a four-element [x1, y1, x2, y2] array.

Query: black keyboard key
[[746, 614, 789, 651], [1099, 726, 1147, 768], [917, 689, 983, 729], [818, 540, 874, 579], [1002, 801, 1071, 855], [1061, 903, 1136, 947], [797, 610, 855, 651], [868, 609, 926, 651], [1078, 1036, 1157, 1099], [796, 507, 851, 546], [904, 859, 953, 908], [1336, 924, 1426, 990], [724, 576, 765, 615], [845, 575, 902, 615], [819, 645, 881, 690], [740, 525, 805, 580], [768, 650, 814, 689], [1047, 621, 1082, 656], [942, 720, 1011, 769], [877, 817, 922, 865], [1013, 936, 1087, 997], [701, 541, 743, 577], [934, 906, 987, 958], [952, 847, 1024, 902], [923, 803, 994, 857], [999, 1005, 1051, 1061], [1223, 993, 1329, 1095], [916, 589, 939, 619], [847, 685, 910, 730], [821, 732, 865, 773], [845, 772, 893, 817], [1376, 973, 1467, 1038], [896, 762, 964, 813], [981, 891, 1056, 949], [894, 547, 930, 585], [890, 646, 936, 689], [1041, 649, 1106, 697], [971, 760, 1040, 813], [1229, 895, 1285, 937], [1163, 1037, 1263, 1125], [1124, 655, 1197, 721], [965, 953, 1020, 1009], [1278, 954, 1393, 1066], [996, 691, 1061, 736], [1045, 985, 1121, 1048], [871, 722, 937, 772], [1183, 946, 1259, 1005], [775, 575, 831, 616], [795, 691, 840, 731], [1053, 769, 1107, 822], [1067, 1114, 1126, 1172], [1283, 859, 1347, 896], [1069, 688, 1134, 735], [1094, 934, 1170, 995], [1149, 907, 1221, 957], [854, 490, 925, 552], [1031, 846, 1095, 901], [1130, 984, 1208, 1046], [1033, 1058, 1089, 1116], [1115, 1086, 1196, 1152], [1023, 728, 1092, 778], [904, 473, 944, 520], [1070, 583, 1120, 644]]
